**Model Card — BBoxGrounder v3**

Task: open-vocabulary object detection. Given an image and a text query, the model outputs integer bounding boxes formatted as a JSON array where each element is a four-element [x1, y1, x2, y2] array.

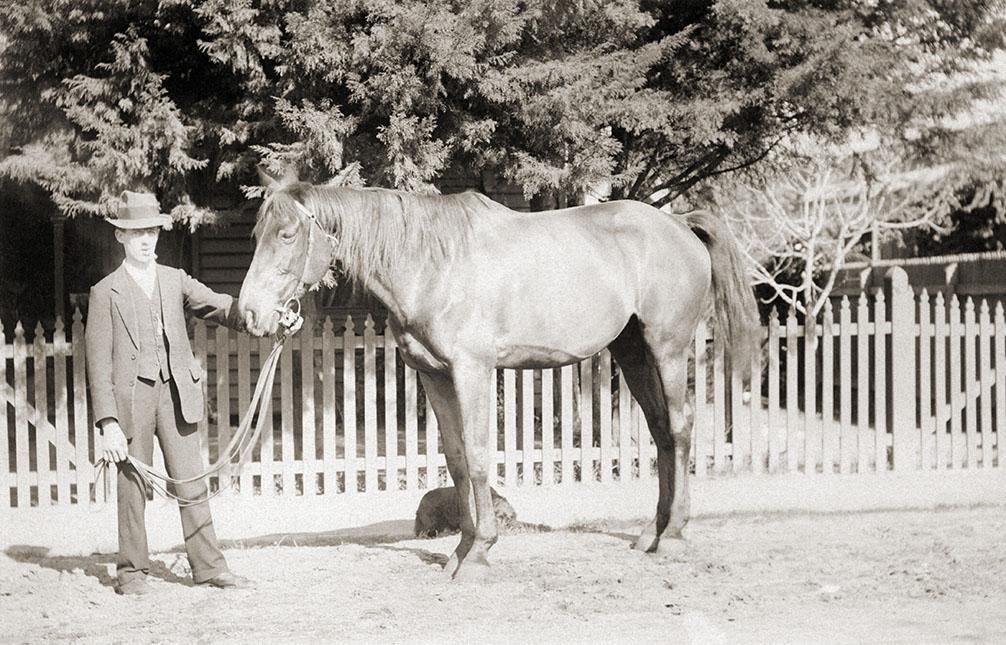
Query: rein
[[94, 198, 337, 507], [94, 323, 292, 507]]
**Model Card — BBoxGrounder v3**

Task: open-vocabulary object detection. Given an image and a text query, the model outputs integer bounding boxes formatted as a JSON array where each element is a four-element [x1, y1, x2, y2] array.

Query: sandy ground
[[3, 505, 1006, 644]]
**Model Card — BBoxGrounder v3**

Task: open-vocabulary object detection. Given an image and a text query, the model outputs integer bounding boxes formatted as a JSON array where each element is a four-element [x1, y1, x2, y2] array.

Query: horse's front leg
[[451, 361, 497, 581], [418, 371, 473, 578]]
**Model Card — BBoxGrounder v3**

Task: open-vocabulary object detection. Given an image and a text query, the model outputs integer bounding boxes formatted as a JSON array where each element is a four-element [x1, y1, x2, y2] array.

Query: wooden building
[[0, 170, 533, 337]]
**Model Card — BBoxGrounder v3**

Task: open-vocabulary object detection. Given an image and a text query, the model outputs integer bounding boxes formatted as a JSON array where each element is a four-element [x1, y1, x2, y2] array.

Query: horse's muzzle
[[243, 308, 279, 337]]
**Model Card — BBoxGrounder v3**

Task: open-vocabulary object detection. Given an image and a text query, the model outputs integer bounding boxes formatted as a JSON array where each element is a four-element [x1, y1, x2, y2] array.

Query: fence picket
[[857, 294, 871, 473], [839, 298, 852, 474], [874, 290, 887, 472], [767, 311, 780, 473], [32, 323, 50, 505], [384, 332, 398, 491], [579, 357, 594, 482], [949, 296, 963, 469], [297, 317, 313, 493], [13, 323, 29, 507], [342, 318, 357, 494], [785, 310, 799, 474], [404, 362, 419, 490], [821, 302, 834, 475], [542, 367, 554, 485], [237, 331, 252, 495], [979, 301, 993, 469], [732, 350, 747, 474], [301, 319, 317, 494], [522, 369, 534, 485], [964, 299, 978, 469], [599, 351, 612, 483], [504, 368, 517, 486], [561, 365, 574, 484], [934, 294, 949, 470], [363, 316, 378, 492], [259, 334, 276, 495], [53, 317, 70, 503], [918, 291, 932, 470], [279, 322, 296, 495], [995, 303, 1005, 469], [215, 324, 230, 485], [321, 318, 336, 493], [804, 316, 818, 475]]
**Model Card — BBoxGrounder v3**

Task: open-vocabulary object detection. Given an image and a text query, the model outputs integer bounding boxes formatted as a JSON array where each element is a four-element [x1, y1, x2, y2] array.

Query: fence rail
[[2, 271, 1003, 510]]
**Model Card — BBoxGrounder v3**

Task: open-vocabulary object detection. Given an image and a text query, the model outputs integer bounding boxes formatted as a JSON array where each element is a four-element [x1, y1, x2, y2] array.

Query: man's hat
[[106, 191, 172, 229]]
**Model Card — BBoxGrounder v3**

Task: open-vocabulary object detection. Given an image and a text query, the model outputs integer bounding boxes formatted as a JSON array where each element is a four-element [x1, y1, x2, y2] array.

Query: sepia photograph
[[1, 1, 1005, 642]]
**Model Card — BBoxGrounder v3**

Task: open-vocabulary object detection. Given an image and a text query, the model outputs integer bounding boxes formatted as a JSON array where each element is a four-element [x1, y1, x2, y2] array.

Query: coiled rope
[[94, 301, 300, 508]]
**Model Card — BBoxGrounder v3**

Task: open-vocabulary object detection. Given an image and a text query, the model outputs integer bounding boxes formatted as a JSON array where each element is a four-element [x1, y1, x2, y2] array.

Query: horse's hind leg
[[418, 371, 474, 578], [651, 351, 693, 546], [609, 319, 693, 554]]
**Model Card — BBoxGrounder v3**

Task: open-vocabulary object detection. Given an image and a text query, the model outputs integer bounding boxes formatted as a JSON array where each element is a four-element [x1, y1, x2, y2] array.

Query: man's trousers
[[116, 376, 229, 584]]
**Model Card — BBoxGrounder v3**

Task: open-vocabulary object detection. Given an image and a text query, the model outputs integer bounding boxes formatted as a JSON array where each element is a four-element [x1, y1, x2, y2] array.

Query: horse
[[237, 168, 758, 581]]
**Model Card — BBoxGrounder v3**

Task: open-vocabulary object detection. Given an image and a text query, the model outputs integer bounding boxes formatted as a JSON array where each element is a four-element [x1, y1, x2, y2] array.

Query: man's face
[[115, 227, 160, 264]]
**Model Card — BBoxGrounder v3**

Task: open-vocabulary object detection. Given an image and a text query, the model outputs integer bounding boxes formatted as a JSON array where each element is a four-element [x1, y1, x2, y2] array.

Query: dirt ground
[[3, 505, 1006, 644]]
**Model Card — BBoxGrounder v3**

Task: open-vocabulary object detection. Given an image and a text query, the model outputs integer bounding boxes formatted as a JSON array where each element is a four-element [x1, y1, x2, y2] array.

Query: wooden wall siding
[[4, 283, 1005, 509], [194, 210, 257, 299]]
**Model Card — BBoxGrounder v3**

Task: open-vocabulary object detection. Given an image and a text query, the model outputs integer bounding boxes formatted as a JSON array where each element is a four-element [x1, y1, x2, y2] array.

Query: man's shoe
[[196, 572, 254, 589], [116, 578, 153, 595]]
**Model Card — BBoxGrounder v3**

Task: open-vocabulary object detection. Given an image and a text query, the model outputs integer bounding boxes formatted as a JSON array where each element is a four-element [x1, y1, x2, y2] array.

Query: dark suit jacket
[[85, 264, 244, 437]]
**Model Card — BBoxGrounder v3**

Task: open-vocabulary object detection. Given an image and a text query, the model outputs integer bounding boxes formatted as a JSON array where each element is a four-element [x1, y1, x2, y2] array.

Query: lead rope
[[93, 300, 303, 508]]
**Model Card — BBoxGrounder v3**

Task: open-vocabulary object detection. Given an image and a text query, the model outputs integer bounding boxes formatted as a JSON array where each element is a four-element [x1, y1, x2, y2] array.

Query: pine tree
[[1, 1, 1002, 222]]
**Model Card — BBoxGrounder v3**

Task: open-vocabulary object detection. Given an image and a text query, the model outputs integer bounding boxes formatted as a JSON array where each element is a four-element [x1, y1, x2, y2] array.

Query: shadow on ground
[[219, 519, 418, 549], [4, 546, 193, 588]]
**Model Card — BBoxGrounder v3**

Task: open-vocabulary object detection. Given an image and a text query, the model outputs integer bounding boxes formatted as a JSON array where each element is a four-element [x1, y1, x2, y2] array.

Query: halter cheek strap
[[292, 199, 338, 288]]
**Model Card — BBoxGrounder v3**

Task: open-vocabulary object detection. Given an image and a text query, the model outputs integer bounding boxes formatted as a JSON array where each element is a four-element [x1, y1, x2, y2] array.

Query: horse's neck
[[359, 270, 429, 328]]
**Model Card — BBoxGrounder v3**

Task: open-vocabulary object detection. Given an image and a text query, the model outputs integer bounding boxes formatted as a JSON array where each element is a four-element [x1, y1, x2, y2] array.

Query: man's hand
[[100, 420, 129, 463]]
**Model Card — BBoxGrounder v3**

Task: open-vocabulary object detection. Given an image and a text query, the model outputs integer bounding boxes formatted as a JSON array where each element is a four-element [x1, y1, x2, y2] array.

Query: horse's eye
[[279, 230, 297, 242]]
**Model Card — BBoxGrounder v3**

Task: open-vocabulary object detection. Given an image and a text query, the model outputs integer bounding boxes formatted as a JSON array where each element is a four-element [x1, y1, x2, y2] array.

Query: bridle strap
[[291, 199, 338, 290]]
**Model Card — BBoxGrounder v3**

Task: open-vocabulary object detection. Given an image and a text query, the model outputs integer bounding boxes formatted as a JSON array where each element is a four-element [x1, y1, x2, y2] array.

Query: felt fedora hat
[[106, 191, 172, 229]]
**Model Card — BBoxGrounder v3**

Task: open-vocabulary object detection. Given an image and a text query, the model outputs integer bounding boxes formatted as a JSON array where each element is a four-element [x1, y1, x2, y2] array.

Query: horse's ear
[[257, 163, 300, 193], [257, 164, 281, 192]]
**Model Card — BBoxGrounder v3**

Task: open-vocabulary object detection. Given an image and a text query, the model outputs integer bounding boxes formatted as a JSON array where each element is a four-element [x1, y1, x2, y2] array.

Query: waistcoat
[[124, 273, 171, 382]]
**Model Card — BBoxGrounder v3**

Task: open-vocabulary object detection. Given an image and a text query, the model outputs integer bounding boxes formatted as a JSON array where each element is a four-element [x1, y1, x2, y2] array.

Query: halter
[[277, 198, 339, 324]]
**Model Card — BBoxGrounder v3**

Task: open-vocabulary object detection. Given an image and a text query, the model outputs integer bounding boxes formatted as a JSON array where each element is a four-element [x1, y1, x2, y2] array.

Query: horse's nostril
[[245, 310, 256, 330]]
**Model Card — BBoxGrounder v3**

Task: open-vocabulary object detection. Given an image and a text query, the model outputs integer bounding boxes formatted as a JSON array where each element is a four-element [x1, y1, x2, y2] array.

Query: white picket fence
[[1, 270, 1004, 512]]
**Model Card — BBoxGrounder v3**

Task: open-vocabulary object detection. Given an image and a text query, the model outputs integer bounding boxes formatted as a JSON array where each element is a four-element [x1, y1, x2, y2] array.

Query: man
[[86, 191, 253, 595]]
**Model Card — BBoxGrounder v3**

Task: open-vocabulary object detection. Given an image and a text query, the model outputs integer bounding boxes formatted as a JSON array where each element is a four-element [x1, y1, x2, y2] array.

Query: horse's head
[[238, 167, 335, 336]]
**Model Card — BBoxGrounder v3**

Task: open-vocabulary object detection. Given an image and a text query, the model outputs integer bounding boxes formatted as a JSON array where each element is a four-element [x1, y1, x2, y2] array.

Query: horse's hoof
[[442, 553, 460, 579], [452, 557, 490, 583], [632, 529, 659, 553], [650, 536, 688, 558]]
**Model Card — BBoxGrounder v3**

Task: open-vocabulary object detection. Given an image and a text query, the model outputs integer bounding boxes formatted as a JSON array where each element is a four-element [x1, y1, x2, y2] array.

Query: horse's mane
[[262, 185, 509, 288]]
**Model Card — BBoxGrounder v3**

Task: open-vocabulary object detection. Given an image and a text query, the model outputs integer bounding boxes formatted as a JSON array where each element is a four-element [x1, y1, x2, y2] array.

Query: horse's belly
[[493, 291, 632, 369], [496, 345, 595, 369]]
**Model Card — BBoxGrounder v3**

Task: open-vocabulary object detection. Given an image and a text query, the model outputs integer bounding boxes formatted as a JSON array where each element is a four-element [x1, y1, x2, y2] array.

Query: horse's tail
[[685, 210, 760, 370]]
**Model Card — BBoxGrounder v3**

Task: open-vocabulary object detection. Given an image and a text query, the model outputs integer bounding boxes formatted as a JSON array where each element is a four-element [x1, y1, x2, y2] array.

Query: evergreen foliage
[[0, 0, 1003, 223]]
